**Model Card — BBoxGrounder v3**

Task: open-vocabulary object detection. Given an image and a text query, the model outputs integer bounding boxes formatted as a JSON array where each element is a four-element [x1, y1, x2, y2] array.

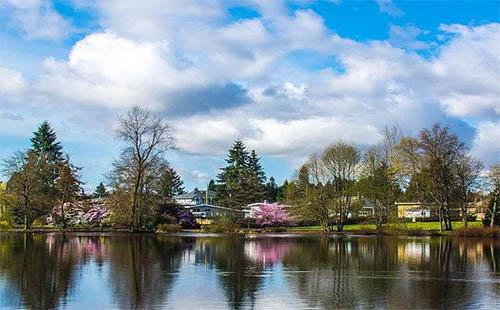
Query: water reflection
[[0, 233, 499, 309]]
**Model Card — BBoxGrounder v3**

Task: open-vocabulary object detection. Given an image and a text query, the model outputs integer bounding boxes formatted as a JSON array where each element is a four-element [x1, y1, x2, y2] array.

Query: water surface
[[0, 233, 499, 309]]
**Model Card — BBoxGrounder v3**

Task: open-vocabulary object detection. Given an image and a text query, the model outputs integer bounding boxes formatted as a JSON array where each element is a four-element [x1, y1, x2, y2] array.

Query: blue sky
[[0, 0, 499, 192]]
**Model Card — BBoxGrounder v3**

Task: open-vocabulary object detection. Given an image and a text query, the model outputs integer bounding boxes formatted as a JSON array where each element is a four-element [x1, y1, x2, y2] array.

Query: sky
[[0, 0, 499, 192]]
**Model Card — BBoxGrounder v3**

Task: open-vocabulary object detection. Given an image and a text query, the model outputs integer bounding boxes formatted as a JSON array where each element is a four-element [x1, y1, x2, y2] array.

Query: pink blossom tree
[[253, 203, 293, 227]]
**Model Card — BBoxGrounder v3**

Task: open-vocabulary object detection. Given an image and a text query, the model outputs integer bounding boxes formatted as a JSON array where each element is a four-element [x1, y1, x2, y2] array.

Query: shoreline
[[1, 226, 498, 238]]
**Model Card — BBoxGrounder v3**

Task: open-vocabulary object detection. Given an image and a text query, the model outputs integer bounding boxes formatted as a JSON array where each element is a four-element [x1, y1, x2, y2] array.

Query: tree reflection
[[281, 236, 500, 309], [106, 234, 190, 309], [0, 233, 95, 309]]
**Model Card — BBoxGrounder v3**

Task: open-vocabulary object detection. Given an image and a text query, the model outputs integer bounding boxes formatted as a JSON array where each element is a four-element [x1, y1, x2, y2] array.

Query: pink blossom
[[252, 203, 293, 227]]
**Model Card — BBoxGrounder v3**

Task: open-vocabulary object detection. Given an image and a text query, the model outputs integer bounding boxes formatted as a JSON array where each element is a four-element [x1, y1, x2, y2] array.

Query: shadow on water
[[0, 233, 499, 309]]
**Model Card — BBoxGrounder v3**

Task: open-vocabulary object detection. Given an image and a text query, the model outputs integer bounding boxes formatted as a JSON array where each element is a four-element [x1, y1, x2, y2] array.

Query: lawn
[[287, 221, 483, 232]]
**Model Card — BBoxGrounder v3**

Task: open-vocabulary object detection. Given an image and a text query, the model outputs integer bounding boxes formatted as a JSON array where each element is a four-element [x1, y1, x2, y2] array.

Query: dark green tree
[[207, 179, 217, 191], [215, 140, 267, 208], [30, 121, 63, 163], [158, 164, 185, 200], [265, 176, 279, 202], [93, 182, 108, 198]]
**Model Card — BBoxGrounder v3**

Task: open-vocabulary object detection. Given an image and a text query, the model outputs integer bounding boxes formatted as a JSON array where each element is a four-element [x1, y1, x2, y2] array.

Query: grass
[[287, 221, 483, 232]]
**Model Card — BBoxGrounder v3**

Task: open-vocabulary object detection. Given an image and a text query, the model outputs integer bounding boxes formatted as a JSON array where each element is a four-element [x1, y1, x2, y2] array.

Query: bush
[[204, 215, 241, 233], [0, 220, 10, 230]]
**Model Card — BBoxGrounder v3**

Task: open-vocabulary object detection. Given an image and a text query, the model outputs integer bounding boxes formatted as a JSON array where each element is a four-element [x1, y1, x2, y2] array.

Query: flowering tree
[[47, 200, 110, 227], [253, 203, 293, 227]]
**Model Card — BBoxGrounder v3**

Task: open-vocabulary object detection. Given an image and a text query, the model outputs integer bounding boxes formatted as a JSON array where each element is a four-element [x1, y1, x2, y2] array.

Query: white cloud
[[1, 0, 498, 175], [0, 66, 25, 96], [375, 0, 403, 17], [472, 121, 500, 166], [0, 0, 71, 39], [37, 32, 203, 109]]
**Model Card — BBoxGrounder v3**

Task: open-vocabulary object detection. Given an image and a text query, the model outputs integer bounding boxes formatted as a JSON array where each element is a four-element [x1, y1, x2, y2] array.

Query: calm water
[[0, 233, 499, 309]]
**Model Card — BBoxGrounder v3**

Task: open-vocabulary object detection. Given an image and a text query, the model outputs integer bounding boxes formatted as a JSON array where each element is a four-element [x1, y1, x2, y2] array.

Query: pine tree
[[216, 140, 268, 208], [216, 140, 251, 208], [93, 182, 108, 198], [249, 150, 266, 183], [207, 179, 217, 191], [30, 121, 63, 162], [247, 149, 267, 203], [158, 164, 185, 200], [265, 176, 279, 202]]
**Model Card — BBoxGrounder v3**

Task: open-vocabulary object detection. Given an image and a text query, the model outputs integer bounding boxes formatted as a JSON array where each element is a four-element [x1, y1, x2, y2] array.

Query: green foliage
[[158, 163, 185, 200], [204, 215, 241, 233], [215, 140, 267, 208], [4, 152, 57, 229], [265, 176, 279, 202], [93, 182, 108, 198], [30, 121, 63, 163]]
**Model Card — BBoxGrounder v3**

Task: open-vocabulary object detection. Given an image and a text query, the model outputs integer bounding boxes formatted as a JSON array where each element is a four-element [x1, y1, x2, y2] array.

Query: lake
[[0, 233, 499, 309]]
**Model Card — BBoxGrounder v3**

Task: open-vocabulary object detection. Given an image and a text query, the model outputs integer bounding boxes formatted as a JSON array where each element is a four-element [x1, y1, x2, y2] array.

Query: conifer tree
[[30, 121, 63, 162], [158, 164, 185, 200], [93, 182, 108, 198], [216, 140, 267, 208], [265, 176, 279, 202]]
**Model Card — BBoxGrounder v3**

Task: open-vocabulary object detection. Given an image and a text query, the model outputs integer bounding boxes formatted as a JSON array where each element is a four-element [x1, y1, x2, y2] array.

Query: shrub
[[0, 220, 10, 230], [205, 215, 241, 233]]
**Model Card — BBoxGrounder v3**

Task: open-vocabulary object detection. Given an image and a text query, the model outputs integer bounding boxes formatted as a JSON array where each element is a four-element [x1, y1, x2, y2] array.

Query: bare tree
[[359, 126, 402, 231], [454, 156, 483, 227], [111, 107, 175, 231], [418, 124, 467, 231], [486, 164, 500, 227], [322, 141, 360, 231]]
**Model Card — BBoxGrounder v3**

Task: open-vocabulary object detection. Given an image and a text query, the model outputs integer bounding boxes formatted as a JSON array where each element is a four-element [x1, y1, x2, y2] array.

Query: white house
[[173, 189, 216, 207]]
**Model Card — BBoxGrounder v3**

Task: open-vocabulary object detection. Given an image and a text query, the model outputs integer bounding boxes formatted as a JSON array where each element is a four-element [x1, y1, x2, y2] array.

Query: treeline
[[282, 125, 500, 232], [0, 107, 498, 232], [0, 108, 189, 231]]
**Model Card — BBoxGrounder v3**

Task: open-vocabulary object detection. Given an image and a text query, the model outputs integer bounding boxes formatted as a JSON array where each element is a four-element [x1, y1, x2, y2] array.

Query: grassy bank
[[287, 221, 483, 232]]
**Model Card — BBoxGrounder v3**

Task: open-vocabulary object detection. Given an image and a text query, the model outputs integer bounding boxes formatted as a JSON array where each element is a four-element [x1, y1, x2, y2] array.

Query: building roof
[[174, 189, 216, 200], [185, 204, 244, 213]]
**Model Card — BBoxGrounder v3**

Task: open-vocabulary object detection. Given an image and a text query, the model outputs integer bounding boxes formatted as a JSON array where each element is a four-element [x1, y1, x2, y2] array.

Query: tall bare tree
[[486, 164, 500, 227], [111, 107, 175, 231], [454, 156, 483, 227], [322, 141, 360, 231], [359, 126, 402, 230], [418, 124, 467, 231]]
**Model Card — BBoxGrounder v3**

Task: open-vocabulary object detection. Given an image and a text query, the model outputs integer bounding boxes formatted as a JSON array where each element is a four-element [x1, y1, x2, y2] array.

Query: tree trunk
[[462, 203, 468, 228], [131, 172, 142, 231], [491, 200, 497, 227]]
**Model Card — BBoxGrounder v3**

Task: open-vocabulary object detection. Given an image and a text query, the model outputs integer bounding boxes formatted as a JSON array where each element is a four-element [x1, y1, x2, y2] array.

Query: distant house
[[396, 202, 433, 220], [357, 199, 375, 218], [173, 189, 216, 207], [185, 204, 244, 224]]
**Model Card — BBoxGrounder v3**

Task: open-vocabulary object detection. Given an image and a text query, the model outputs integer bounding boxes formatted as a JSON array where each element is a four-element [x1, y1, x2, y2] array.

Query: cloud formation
[[0, 0, 498, 187]]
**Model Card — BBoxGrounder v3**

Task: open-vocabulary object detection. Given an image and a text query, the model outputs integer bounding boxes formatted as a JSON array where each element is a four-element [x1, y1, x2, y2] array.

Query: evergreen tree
[[247, 149, 267, 203], [93, 182, 108, 198], [30, 121, 63, 162], [207, 179, 217, 191], [265, 176, 279, 202], [215, 140, 267, 208], [158, 164, 185, 200]]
